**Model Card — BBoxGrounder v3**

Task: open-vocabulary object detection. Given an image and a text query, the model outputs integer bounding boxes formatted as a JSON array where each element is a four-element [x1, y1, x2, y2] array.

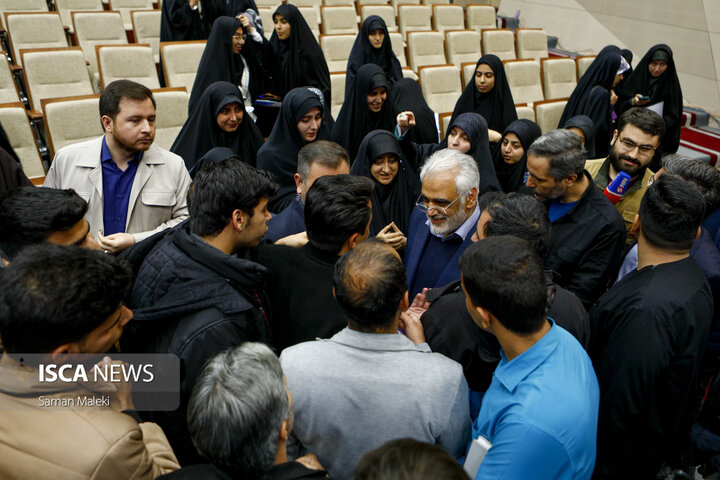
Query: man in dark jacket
[[123, 159, 278, 466]]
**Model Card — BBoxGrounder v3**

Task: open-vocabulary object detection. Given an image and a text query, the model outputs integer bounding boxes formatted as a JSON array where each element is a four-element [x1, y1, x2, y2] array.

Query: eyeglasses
[[232, 34, 247, 41], [415, 194, 462, 216], [617, 137, 657, 157]]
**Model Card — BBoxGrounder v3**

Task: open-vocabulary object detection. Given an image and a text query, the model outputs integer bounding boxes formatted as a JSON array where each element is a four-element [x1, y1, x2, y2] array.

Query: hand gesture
[[410, 288, 431, 311], [399, 307, 426, 345], [376, 222, 406, 251], [632, 93, 650, 106], [97, 231, 135, 254], [396, 111, 416, 134], [610, 90, 618, 106], [237, 13, 255, 34]]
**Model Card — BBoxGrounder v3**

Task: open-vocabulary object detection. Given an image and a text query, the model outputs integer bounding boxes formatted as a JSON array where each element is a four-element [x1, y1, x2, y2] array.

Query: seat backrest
[[21, 47, 93, 111], [439, 111, 452, 138], [96, 43, 160, 89], [324, 0, 354, 6], [131, 10, 161, 63], [390, 0, 419, 16], [418, 64, 461, 114], [360, 6, 397, 32], [504, 58, 543, 105], [319, 34, 355, 71], [407, 30, 445, 72], [152, 87, 189, 150], [466, 4, 495, 33], [0, 0, 48, 29], [160, 40, 206, 93], [297, 5, 321, 38], [107, 0, 154, 30], [388, 31, 406, 67], [445, 29, 480, 69], [481, 28, 515, 60], [55, 0, 103, 32], [5, 12, 68, 66], [255, 0, 282, 8], [329, 71, 345, 118], [402, 66, 417, 81], [515, 103, 535, 122], [431, 5, 464, 35], [356, 0, 391, 6], [541, 57, 576, 100], [320, 6, 357, 35], [41, 93, 103, 157], [397, 4, 431, 39], [515, 28, 547, 61], [72, 10, 127, 84], [0, 102, 45, 178], [534, 98, 568, 134], [259, 7, 274, 40], [0, 54, 20, 104], [461, 60, 476, 86], [576, 55, 595, 79]]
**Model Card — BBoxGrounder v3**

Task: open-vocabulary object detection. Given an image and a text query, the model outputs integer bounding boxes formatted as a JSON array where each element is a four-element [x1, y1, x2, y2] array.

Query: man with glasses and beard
[[404, 148, 480, 297], [585, 107, 666, 242]]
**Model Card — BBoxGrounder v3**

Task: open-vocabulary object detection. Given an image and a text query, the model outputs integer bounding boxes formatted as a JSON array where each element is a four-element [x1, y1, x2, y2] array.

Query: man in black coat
[[122, 159, 278, 466]]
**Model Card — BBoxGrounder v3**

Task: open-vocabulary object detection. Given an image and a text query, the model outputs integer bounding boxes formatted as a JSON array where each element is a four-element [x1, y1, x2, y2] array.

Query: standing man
[[525, 129, 626, 307], [44, 79, 191, 254]]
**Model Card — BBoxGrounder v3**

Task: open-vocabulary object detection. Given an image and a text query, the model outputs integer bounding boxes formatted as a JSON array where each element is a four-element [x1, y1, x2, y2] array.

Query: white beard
[[428, 206, 469, 237]]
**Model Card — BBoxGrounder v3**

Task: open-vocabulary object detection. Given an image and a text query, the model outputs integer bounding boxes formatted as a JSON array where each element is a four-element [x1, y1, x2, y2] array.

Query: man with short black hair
[[123, 159, 278, 465], [460, 236, 599, 479], [44, 79, 191, 254], [0, 244, 179, 479], [0, 186, 99, 264], [281, 240, 470, 480], [264, 140, 350, 241], [585, 107, 666, 239], [591, 175, 713, 478], [525, 129, 626, 307], [258, 174, 373, 350]]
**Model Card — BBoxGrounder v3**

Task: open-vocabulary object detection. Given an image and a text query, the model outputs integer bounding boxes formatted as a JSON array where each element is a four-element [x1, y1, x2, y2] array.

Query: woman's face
[[474, 63, 495, 93], [447, 127, 471, 154], [274, 14, 291, 40], [216, 102, 244, 132], [367, 86, 387, 113], [297, 107, 322, 142], [369, 29, 385, 49], [567, 127, 586, 145], [501, 132, 524, 164], [371, 153, 399, 185], [612, 73, 623, 88], [649, 59, 668, 78], [232, 26, 246, 54]]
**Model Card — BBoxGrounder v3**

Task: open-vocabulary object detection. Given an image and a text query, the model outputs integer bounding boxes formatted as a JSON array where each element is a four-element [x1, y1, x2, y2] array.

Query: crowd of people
[[0, 2, 716, 479]]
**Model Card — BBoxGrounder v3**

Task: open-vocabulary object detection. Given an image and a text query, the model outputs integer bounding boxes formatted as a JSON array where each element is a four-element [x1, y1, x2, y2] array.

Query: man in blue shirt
[[459, 236, 599, 479]]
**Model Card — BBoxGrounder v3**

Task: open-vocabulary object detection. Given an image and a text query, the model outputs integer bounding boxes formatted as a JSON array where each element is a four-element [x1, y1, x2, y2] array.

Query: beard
[[112, 129, 153, 154], [608, 144, 647, 178], [428, 205, 469, 237]]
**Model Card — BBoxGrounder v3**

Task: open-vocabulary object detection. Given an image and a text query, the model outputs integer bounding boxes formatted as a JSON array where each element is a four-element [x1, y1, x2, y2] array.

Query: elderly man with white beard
[[404, 148, 480, 297]]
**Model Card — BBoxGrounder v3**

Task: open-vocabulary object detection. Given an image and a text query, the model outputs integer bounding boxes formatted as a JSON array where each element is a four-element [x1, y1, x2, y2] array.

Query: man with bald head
[[280, 239, 470, 480]]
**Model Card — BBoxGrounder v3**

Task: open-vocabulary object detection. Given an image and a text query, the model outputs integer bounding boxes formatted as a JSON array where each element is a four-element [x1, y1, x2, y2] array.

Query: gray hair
[[187, 342, 291, 477], [662, 153, 720, 214], [419, 148, 479, 197], [527, 129, 586, 181], [297, 140, 349, 181]]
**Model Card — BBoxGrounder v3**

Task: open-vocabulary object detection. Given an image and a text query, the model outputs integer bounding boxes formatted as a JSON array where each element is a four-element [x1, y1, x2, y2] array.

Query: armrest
[[27, 109, 43, 121]]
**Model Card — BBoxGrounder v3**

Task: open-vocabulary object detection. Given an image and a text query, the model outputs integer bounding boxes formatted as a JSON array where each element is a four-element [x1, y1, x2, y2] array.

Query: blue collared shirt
[[101, 137, 142, 235], [469, 321, 599, 479]]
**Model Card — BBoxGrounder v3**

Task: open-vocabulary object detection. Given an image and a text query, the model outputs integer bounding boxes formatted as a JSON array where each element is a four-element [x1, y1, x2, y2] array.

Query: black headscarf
[[270, 4, 330, 102], [160, 0, 215, 42], [449, 54, 517, 136], [618, 44, 683, 154], [172, 81, 264, 170], [562, 114, 596, 158], [257, 87, 329, 212], [492, 119, 542, 193], [345, 16, 403, 98], [219, 0, 259, 17], [188, 16, 275, 113], [391, 78, 438, 144], [189, 146, 242, 178], [351, 130, 420, 236], [331, 63, 397, 159], [445, 113, 499, 194]]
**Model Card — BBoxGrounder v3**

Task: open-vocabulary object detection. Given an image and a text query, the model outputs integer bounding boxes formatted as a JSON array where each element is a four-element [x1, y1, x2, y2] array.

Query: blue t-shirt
[[548, 199, 578, 223], [469, 322, 599, 479]]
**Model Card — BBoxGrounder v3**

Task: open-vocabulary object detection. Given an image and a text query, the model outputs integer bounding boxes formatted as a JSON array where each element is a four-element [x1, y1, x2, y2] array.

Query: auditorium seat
[[534, 98, 568, 133], [131, 10, 161, 63], [439, 111, 452, 138], [418, 64, 461, 114], [258, 8, 275, 40], [397, 4, 431, 39], [0, 101, 46, 178], [160, 40, 206, 93], [41, 93, 103, 157], [541, 57, 577, 100], [360, 5, 397, 32], [0, 54, 21, 104], [323, 0, 355, 6], [445, 29, 481, 69], [389, 31, 407, 67], [466, 5, 495, 34], [96, 43, 160, 89], [481, 28, 515, 60], [293, 0, 323, 26], [4, 12, 68, 67], [356, 0, 391, 7], [255, 0, 283, 8], [21, 47, 93, 111], [329, 71, 345, 118], [390, 0, 419, 16], [0, 0, 48, 30], [320, 6, 358, 35], [54, 0, 104, 33], [515, 103, 535, 122], [576, 55, 595, 79], [407, 30, 445, 72], [402, 67, 417, 80], [504, 58, 543, 106], [152, 87, 189, 150], [431, 5, 464, 35], [72, 10, 127, 92], [515, 28, 547, 61], [319, 34, 355, 71], [298, 6, 321, 39], [107, 0, 154, 31], [461, 61, 476, 86]]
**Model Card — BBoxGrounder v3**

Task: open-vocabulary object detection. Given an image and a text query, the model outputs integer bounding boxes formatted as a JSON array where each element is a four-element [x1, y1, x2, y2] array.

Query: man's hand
[[410, 288, 431, 311], [396, 111, 416, 134], [400, 307, 426, 345], [95, 356, 135, 412], [237, 14, 255, 34], [275, 231, 308, 248], [97, 232, 135, 254], [188, 0, 199, 8], [295, 454, 324, 471], [375, 222, 406, 251]]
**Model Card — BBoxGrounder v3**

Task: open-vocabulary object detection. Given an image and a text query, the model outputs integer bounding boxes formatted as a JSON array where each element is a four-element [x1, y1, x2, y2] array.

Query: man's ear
[[610, 129, 619, 145], [101, 115, 113, 134], [475, 305, 493, 331], [400, 291, 409, 311], [695, 226, 702, 242], [50, 343, 78, 361], [630, 213, 641, 237], [278, 418, 291, 442], [231, 209, 246, 232], [466, 187, 478, 209], [346, 232, 362, 250], [294, 174, 303, 196]]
